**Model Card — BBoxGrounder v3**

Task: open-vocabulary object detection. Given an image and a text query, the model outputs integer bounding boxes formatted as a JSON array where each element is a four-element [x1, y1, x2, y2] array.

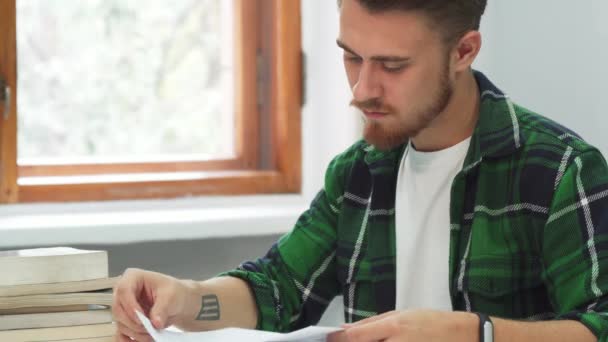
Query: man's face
[[338, 0, 454, 150]]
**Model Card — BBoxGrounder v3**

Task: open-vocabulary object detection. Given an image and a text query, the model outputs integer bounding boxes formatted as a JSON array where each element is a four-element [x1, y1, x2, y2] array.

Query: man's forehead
[[338, 0, 436, 56], [337, 23, 428, 60]]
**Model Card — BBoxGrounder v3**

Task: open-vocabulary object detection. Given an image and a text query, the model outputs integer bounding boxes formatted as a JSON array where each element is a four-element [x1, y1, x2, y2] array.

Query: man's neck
[[410, 70, 480, 152]]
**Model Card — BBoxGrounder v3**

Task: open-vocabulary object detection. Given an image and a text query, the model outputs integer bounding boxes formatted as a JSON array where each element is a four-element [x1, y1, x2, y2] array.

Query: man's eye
[[382, 63, 407, 72]]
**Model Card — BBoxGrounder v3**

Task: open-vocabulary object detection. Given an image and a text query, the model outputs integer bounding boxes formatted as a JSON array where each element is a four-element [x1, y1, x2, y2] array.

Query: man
[[113, 0, 608, 341]]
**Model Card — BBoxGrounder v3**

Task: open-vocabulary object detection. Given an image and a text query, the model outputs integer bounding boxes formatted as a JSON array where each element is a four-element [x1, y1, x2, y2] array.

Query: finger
[[115, 333, 134, 342], [343, 310, 396, 328], [116, 321, 153, 342], [122, 288, 148, 327], [112, 304, 146, 332], [383, 336, 406, 342], [114, 281, 147, 328], [149, 288, 173, 329], [327, 331, 350, 342], [114, 302, 149, 335], [345, 316, 399, 342]]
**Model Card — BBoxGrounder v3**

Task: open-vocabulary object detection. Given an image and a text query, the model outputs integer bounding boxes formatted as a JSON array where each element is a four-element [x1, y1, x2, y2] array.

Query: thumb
[[149, 295, 171, 329]]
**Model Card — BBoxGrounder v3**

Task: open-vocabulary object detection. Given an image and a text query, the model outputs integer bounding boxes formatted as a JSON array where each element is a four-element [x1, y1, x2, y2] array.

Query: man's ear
[[450, 31, 482, 72]]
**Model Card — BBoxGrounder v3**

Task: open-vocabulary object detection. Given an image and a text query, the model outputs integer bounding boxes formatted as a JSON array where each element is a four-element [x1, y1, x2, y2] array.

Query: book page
[[136, 311, 343, 342]]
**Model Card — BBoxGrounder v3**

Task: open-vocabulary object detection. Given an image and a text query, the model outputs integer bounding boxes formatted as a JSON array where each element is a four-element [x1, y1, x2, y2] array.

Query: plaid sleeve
[[543, 148, 608, 340], [218, 155, 349, 332]]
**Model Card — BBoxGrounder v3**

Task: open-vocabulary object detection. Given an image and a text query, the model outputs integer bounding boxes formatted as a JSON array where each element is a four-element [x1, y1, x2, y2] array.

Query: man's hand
[[328, 309, 478, 342], [112, 268, 196, 342]]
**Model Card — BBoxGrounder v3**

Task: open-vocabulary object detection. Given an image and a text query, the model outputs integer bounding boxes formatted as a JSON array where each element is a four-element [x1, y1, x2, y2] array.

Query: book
[[0, 292, 113, 311], [0, 247, 108, 286], [54, 338, 114, 342], [0, 304, 108, 315], [0, 309, 112, 330], [0, 322, 115, 342], [0, 276, 119, 297]]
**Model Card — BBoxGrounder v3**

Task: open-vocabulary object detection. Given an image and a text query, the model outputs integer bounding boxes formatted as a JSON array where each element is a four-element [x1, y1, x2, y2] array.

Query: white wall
[[301, 1, 361, 195], [475, 0, 608, 155]]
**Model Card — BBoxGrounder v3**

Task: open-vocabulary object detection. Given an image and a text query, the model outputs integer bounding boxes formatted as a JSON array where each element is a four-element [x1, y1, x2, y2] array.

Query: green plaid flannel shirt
[[222, 71, 608, 340]]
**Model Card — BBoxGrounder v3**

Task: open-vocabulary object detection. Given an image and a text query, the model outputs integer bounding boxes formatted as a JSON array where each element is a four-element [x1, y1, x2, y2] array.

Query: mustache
[[350, 98, 393, 113]]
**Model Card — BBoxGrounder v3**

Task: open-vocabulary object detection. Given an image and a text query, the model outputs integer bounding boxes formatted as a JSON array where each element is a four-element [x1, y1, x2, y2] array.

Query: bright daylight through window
[[17, 0, 235, 163]]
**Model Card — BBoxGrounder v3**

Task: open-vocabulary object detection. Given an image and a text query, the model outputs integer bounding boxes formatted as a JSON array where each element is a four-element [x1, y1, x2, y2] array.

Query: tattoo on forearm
[[196, 294, 220, 321]]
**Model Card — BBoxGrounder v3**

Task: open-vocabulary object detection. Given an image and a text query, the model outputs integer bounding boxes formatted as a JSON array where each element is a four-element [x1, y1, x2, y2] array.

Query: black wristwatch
[[474, 312, 494, 342]]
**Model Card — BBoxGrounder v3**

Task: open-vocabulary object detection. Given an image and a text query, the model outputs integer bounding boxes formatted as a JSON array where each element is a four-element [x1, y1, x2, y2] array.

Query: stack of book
[[0, 247, 118, 342]]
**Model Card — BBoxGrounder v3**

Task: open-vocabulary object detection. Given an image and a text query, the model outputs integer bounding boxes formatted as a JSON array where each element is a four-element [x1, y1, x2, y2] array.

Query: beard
[[352, 63, 453, 151]]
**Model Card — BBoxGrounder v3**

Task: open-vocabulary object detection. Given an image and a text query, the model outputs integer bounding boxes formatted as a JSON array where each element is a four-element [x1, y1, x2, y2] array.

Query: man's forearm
[[335, 310, 599, 342], [493, 317, 596, 342], [174, 276, 258, 332]]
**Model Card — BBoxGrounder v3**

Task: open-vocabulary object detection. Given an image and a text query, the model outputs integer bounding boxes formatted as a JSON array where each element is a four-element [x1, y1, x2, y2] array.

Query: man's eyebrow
[[336, 39, 360, 57], [336, 39, 411, 63]]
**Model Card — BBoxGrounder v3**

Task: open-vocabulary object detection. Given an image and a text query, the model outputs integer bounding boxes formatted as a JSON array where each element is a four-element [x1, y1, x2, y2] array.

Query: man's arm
[[217, 148, 358, 332], [332, 310, 596, 342], [112, 269, 259, 341], [219, 187, 343, 332], [493, 317, 596, 342], [541, 148, 608, 339], [171, 276, 258, 331]]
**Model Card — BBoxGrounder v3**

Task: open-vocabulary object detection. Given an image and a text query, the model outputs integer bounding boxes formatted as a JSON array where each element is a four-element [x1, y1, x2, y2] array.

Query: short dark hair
[[337, 0, 487, 44]]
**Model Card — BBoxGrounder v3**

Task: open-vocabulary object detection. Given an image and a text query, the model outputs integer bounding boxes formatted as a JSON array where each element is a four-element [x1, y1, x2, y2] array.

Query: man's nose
[[352, 63, 382, 103]]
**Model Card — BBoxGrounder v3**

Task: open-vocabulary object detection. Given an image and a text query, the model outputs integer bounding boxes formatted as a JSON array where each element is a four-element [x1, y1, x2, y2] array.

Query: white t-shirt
[[394, 137, 471, 311]]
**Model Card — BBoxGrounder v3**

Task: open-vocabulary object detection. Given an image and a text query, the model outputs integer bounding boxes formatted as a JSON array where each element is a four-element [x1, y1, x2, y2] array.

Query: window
[[0, 0, 302, 203]]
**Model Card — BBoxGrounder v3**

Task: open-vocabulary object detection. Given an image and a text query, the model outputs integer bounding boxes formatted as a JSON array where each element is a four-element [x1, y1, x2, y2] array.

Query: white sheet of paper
[[136, 311, 343, 342]]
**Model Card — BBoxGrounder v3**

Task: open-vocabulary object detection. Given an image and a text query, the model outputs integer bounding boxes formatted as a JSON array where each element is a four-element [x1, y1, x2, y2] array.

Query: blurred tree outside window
[[17, 0, 234, 162]]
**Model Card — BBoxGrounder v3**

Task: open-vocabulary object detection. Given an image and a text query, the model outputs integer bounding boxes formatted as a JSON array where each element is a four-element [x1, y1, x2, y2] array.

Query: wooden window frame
[[0, 0, 301, 203]]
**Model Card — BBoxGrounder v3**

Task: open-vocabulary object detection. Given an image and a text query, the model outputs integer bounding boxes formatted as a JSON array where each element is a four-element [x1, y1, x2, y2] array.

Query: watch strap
[[474, 312, 493, 342]]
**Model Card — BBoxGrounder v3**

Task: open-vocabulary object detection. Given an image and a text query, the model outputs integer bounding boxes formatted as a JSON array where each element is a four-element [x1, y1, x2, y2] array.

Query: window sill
[[0, 195, 307, 248], [16, 170, 299, 203]]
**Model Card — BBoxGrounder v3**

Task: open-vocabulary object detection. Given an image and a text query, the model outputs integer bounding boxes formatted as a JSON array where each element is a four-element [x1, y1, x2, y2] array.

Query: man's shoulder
[[327, 139, 370, 171], [321, 139, 374, 197], [515, 104, 599, 157]]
